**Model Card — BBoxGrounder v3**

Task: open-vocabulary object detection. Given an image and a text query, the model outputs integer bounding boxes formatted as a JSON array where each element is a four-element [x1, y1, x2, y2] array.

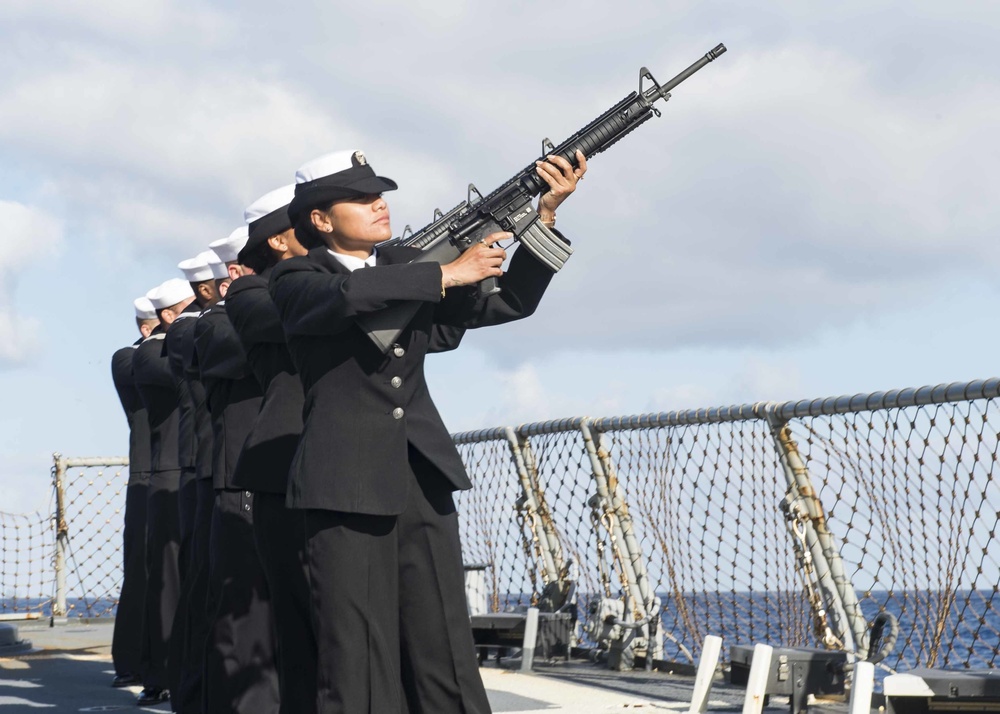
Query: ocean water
[[0, 596, 116, 620], [5, 589, 998, 673], [498, 588, 1000, 671], [668, 590, 997, 670]]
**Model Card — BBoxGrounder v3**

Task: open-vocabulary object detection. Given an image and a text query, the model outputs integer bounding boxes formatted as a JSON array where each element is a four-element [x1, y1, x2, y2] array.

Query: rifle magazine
[[519, 222, 574, 272]]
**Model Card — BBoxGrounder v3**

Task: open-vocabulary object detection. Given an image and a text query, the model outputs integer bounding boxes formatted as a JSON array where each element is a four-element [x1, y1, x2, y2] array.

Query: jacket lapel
[[308, 246, 350, 275], [309, 244, 420, 270]]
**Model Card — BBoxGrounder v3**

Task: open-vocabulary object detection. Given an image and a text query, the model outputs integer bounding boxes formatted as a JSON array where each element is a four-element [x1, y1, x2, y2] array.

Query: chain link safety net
[[455, 437, 528, 612], [57, 458, 130, 619], [0, 509, 53, 617], [455, 422, 814, 665], [454, 379, 1000, 672], [19, 380, 1000, 671], [601, 422, 814, 663], [787, 398, 1000, 670]]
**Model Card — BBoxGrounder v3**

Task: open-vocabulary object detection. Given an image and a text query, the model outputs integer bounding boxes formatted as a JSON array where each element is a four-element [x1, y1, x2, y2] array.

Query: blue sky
[[1, 0, 1000, 513]]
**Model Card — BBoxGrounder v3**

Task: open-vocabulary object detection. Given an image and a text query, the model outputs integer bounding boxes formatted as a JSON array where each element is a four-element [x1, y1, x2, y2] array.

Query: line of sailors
[[110, 180, 313, 711], [108, 146, 586, 713]]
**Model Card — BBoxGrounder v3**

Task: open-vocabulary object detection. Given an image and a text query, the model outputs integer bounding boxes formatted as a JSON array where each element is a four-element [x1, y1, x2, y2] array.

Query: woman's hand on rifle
[[536, 149, 588, 226], [440, 232, 509, 290]]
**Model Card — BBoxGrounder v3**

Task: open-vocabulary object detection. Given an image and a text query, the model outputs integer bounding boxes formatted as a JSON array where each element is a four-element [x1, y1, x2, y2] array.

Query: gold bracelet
[[541, 214, 556, 228]]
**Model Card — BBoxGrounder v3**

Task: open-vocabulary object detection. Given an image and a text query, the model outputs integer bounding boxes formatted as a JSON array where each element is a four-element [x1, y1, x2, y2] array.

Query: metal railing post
[[519, 433, 567, 589], [51, 453, 68, 622], [766, 413, 867, 654], [580, 419, 666, 660], [504, 427, 563, 587]]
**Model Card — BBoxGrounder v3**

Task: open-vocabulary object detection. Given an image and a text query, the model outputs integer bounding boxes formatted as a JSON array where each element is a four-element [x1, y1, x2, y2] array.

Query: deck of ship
[[0, 619, 865, 713]]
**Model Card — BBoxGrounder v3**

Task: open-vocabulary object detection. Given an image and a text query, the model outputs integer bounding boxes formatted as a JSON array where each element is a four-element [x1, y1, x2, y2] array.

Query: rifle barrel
[[657, 43, 727, 97]]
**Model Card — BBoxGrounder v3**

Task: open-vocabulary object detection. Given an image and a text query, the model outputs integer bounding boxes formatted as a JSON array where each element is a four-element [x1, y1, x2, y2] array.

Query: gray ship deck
[[0, 619, 863, 713]]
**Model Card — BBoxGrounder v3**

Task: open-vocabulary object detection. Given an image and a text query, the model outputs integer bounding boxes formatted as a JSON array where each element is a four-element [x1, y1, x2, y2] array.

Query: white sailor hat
[[177, 251, 215, 283], [133, 296, 157, 320], [146, 278, 195, 310], [209, 226, 249, 263], [241, 184, 296, 261], [287, 149, 397, 220], [204, 250, 229, 280]]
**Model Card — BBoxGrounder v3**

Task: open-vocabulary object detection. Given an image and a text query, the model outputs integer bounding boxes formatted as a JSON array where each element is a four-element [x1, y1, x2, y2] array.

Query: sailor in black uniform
[[195, 229, 279, 714], [224, 184, 314, 713], [109, 296, 160, 689], [173, 249, 228, 714], [269, 147, 586, 713], [208, 227, 246, 298], [167, 251, 222, 713], [132, 277, 197, 706]]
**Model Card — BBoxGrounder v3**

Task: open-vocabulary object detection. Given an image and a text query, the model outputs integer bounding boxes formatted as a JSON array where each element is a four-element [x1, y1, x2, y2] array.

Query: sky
[[1, 0, 1000, 514]]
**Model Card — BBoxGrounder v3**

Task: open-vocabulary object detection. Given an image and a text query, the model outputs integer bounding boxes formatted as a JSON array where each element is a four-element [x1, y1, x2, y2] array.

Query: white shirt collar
[[328, 249, 377, 272]]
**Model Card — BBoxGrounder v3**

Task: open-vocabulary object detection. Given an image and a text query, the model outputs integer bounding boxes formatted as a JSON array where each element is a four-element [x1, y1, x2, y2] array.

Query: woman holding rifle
[[269, 147, 586, 713]]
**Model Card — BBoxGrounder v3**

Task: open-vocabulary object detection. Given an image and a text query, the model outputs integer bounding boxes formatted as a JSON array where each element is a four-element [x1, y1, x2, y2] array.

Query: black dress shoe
[[135, 687, 170, 705], [111, 672, 140, 688]]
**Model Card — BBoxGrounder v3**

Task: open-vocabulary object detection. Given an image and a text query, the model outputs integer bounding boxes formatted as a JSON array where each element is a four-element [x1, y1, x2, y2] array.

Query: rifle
[[359, 43, 727, 353]]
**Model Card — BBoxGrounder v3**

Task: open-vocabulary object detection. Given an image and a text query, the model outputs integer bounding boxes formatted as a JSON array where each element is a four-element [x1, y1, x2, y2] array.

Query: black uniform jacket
[[224, 272, 303, 495], [226, 269, 466, 495], [269, 242, 557, 515], [182, 317, 214, 481], [165, 308, 201, 472], [193, 301, 263, 491], [131, 327, 181, 474], [111, 340, 152, 478]]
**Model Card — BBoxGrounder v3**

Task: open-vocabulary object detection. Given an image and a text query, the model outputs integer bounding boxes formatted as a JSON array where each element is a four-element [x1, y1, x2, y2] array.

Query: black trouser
[[204, 488, 279, 714], [168, 468, 198, 701], [170, 470, 215, 714], [140, 469, 181, 691], [303, 447, 491, 714], [253, 491, 317, 714], [111, 473, 149, 676]]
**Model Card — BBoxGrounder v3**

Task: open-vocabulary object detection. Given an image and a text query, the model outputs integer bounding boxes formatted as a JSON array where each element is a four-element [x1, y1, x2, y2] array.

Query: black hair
[[240, 240, 278, 274], [293, 200, 336, 250]]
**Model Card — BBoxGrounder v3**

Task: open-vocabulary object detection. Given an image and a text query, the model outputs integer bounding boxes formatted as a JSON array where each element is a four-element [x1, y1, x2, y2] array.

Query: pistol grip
[[479, 276, 501, 298]]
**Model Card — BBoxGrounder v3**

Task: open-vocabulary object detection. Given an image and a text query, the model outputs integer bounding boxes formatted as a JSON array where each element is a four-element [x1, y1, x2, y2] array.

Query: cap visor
[[344, 175, 398, 194]]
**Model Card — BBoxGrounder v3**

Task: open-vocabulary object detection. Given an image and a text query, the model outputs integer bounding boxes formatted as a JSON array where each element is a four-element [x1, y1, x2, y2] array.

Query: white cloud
[[1, 1, 999, 356], [0, 51, 467, 260], [477, 364, 561, 427], [3, 1, 1000, 548], [0, 59, 348, 224], [465, 40, 1000, 355], [0, 200, 63, 366], [0, 200, 62, 268], [0, 0, 228, 46]]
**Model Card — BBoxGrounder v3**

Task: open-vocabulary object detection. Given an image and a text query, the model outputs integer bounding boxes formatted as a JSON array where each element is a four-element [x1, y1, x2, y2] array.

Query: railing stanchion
[[504, 427, 564, 590], [51, 453, 68, 623], [580, 419, 670, 663], [767, 412, 867, 655]]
